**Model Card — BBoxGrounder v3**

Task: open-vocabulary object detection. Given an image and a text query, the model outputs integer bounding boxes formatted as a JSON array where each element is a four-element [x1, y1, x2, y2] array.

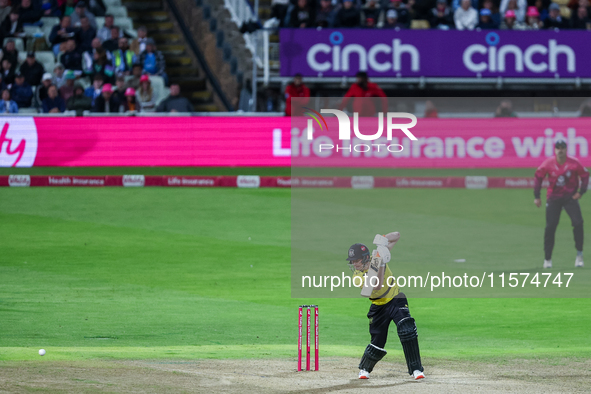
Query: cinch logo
[[307, 31, 420, 74], [0, 118, 38, 167], [303, 109, 417, 154], [463, 32, 575, 74]]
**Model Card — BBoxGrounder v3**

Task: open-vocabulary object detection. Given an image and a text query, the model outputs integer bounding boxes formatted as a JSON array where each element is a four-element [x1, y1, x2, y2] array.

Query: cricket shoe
[[412, 370, 425, 380], [359, 369, 370, 379], [543, 259, 552, 269], [575, 255, 584, 267]]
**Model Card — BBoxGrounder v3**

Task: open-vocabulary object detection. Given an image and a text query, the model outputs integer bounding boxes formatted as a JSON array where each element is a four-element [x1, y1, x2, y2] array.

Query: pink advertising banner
[[0, 116, 590, 168]]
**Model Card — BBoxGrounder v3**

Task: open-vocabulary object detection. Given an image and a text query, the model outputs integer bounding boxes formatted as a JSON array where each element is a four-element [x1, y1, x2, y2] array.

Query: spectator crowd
[[271, 0, 591, 30], [0, 0, 189, 114]]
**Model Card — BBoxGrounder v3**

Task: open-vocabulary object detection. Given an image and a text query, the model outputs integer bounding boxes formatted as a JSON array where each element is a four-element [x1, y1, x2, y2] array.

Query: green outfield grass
[[1, 180, 590, 364]]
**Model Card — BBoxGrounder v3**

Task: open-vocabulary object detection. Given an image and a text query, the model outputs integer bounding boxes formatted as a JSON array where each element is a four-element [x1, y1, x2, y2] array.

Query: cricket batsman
[[346, 232, 425, 380], [534, 140, 589, 268]]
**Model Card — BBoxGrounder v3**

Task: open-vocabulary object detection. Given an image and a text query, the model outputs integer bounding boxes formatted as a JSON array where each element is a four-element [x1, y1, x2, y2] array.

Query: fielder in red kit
[[534, 140, 589, 269]]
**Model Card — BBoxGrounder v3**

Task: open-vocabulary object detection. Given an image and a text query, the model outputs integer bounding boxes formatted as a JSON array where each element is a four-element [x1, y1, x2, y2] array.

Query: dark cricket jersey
[[534, 156, 589, 201]]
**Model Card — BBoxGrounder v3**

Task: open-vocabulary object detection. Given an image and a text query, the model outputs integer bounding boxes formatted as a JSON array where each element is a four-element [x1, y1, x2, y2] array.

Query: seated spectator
[[424, 100, 438, 118], [67, 84, 93, 115], [284, 73, 309, 116], [19, 0, 43, 25], [112, 38, 136, 75], [525, 6, 543, 29], [0, 89, 18, 113], [534, 0, 550, 21], [130, 26, 148, 55], [383, 9, 404, 27], [0, 0, 11, 23], [136, 74, 157, 112], [19, 52, 45, 87], [53, 63, 66, 87], [2, 40, 19, 71], [113, 74, 126, 103], [84, 73, 104, 106], [500, 9, 526, 28], [87, 0, 106, 16], [335, 0, 361, 27], [1, 10, 24, 38], [571, 5, 591, 28], [1, 59, 15, 85], [90, 48, 115, 83], [139, 39, 168, 85], [10, 72, 33, 108], [82, 37, 112, 75], [121, 87, 138, 112], [42, 84, 65, 113], [127, 63, 142, 90], [59, 70, 76, 102], [339, 71, 387, 116], [36, 72, 53, 104], [500, 0, 526, 22], [315, 0, 335, 27], [454, 0, 478, 30], [102, 26, 121, 52], [544, 2, 569, 28], [70, 1, 97, 29], [362, 1, 383, 27], [579, 99, 591, 116], [77, 16, 96, 54], [387, 0, 411, 28], [478, 8, 499, 28], [481, 0, 502, 27], [92, 83, 119, 112], [156, 84, 193, 113], [289, 0, 315, 28], [452, 0, 477, 11], [495, 99, 517, 117], [42, 0, 63, 17], [429, 0, 454, 29], [97, 14, 119, 42], [271, 0, 290, 27], [60, 39, 82, 71], [49, 16, 76, 56]]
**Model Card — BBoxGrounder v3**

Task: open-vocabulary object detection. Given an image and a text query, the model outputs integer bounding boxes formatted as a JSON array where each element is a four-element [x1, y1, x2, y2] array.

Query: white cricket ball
[[39, 349, 46, 356]]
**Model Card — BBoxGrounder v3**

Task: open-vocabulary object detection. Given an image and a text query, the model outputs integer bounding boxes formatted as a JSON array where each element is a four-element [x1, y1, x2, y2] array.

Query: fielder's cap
[[387, 9, 398, 18], [125, 87, 136, 96], [42, 72, 52, 81], [549, 3, 560, 10], [346, 243, 370, 261], [526, 6, 540, 16], [555, 139, 567, 148], [26, 51, 35, 58], [480, 8, 491, 15], [65, 70, 76, 80], [505, 9, 516, 17], [102, 83, 113, 93], [140, 74, 150, 82]]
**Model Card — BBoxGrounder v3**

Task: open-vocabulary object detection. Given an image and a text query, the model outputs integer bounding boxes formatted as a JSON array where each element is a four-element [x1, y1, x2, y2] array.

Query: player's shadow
[[288, 379, 417, 393]]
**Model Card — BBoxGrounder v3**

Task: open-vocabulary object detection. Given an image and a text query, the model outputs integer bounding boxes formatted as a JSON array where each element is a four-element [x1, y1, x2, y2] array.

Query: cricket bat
[[361, 251, 382, 297]]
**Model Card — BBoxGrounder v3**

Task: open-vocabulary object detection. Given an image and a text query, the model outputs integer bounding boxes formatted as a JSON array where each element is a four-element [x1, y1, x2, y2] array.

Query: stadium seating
[[107, 6, 129, 18]]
